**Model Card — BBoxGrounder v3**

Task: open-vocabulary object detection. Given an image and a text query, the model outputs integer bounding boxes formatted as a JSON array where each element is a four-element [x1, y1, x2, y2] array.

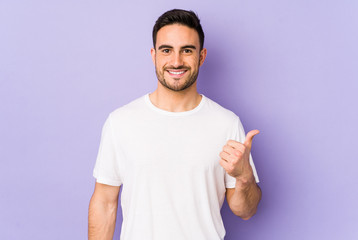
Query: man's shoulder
[[108, 93, 146, 120], [204, 95, 239, 121]]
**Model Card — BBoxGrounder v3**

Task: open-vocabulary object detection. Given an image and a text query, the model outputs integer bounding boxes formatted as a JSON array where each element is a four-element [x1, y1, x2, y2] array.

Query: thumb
[[244, 129, 260, 148]]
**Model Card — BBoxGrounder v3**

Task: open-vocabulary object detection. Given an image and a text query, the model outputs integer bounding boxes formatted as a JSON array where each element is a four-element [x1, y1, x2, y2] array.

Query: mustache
[[164, 65, 190, 70]]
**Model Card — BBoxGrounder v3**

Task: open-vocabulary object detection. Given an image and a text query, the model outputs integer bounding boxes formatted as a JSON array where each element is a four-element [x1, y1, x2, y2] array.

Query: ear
[[150, 48, 156, 65], [199, 48, 207, 67]]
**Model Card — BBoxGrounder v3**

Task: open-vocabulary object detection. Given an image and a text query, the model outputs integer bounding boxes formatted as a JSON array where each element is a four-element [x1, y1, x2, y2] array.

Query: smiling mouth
[[166, 69, 187, 78], [168, 70, 185, 75]]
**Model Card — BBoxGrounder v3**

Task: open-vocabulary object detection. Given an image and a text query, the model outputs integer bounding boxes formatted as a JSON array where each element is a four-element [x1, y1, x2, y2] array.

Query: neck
[[149, 84, 202, 112]]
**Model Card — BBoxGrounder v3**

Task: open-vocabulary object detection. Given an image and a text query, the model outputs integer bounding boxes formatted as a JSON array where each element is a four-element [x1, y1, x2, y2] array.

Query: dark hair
[[152, 9, 205, 50]]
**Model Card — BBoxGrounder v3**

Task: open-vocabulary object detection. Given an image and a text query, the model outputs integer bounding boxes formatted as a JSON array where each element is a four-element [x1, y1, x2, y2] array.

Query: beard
[[155, 63, 199, 92]]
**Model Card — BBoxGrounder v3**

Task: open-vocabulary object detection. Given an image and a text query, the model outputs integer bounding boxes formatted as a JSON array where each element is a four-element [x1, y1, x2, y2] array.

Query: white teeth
[[168, 71, 185, 75]]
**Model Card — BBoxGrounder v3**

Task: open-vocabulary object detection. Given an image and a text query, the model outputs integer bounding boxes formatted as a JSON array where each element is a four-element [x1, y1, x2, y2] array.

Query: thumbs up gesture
[[219, 130, 259, 181]]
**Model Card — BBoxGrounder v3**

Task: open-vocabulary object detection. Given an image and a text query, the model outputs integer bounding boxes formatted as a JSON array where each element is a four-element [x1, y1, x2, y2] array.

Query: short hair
[[152, 9, 205, 50]]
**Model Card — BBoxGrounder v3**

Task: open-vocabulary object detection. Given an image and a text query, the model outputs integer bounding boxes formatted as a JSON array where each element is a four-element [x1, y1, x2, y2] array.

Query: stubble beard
[[155, 62, 200, 92]]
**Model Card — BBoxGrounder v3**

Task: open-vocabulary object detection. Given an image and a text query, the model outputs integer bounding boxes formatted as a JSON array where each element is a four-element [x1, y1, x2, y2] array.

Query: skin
[[88, 23, 261, 239], [88, 183, 120, 239]]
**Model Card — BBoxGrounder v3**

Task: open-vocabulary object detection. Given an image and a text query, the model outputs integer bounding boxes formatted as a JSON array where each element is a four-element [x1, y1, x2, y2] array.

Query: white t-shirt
[[93, 93, 259, 240]]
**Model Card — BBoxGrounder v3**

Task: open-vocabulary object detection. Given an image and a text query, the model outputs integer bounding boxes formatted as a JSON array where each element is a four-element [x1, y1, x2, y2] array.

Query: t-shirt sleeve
[[93, 114, 123, 186], [225, 116, 260, 188]]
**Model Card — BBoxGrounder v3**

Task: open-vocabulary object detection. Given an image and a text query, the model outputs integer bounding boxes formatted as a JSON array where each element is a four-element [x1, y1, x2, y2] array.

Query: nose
[[171, 51, 184, 68]]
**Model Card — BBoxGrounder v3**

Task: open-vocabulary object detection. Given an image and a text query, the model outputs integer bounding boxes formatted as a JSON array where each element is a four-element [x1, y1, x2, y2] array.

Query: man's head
[[151, 9, 207, 92], [152, 9, 205, 51]]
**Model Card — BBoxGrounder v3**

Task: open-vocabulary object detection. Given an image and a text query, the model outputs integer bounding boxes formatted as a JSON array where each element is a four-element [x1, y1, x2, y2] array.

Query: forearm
[[229, 175, 262, 220], [88, 195, 118, 240]]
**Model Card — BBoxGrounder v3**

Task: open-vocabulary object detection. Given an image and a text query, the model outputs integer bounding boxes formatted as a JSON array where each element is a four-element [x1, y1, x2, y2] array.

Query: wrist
[[235, 173, 255, 189]]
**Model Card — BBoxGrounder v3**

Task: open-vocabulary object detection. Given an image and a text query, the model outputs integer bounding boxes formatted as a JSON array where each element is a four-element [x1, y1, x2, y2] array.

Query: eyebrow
[[157, 44, 197, 50], [181, 45, 196, 50], [158, 45, 173, 50]]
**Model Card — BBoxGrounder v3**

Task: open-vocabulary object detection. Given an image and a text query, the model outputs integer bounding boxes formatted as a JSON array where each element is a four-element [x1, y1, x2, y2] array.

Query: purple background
[[1, 1, 357, 239]]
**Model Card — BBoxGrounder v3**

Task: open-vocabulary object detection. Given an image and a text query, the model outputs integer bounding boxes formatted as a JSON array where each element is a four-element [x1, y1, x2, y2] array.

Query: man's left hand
[[219, 130, 260, 182]]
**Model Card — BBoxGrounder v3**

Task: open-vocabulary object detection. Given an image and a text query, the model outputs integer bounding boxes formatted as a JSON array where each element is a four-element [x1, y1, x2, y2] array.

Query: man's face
[[151, 24, 207, 92]]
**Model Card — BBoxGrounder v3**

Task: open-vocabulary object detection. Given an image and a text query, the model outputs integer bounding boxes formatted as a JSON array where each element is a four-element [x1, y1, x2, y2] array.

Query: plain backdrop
[[1, 0, 357, 239]]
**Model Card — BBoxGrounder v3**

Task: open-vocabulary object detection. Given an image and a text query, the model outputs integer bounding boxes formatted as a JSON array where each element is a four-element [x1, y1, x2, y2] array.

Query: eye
[[183, 49, 192, 54], [162, 49, 170, 54]]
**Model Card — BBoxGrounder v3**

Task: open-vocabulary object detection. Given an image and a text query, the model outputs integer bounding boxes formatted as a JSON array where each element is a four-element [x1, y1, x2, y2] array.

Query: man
[[88, 9, 261, 240]]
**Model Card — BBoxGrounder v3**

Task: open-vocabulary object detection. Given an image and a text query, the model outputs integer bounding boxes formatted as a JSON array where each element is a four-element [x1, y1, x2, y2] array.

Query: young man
[[88, 9, 261, 240]]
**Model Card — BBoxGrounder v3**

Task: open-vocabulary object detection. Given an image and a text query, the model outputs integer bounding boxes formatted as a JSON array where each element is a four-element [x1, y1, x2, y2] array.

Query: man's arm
[[220, 129, 262, 220], [88, 182, 120, 240], [226, 177, 262, 220]]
